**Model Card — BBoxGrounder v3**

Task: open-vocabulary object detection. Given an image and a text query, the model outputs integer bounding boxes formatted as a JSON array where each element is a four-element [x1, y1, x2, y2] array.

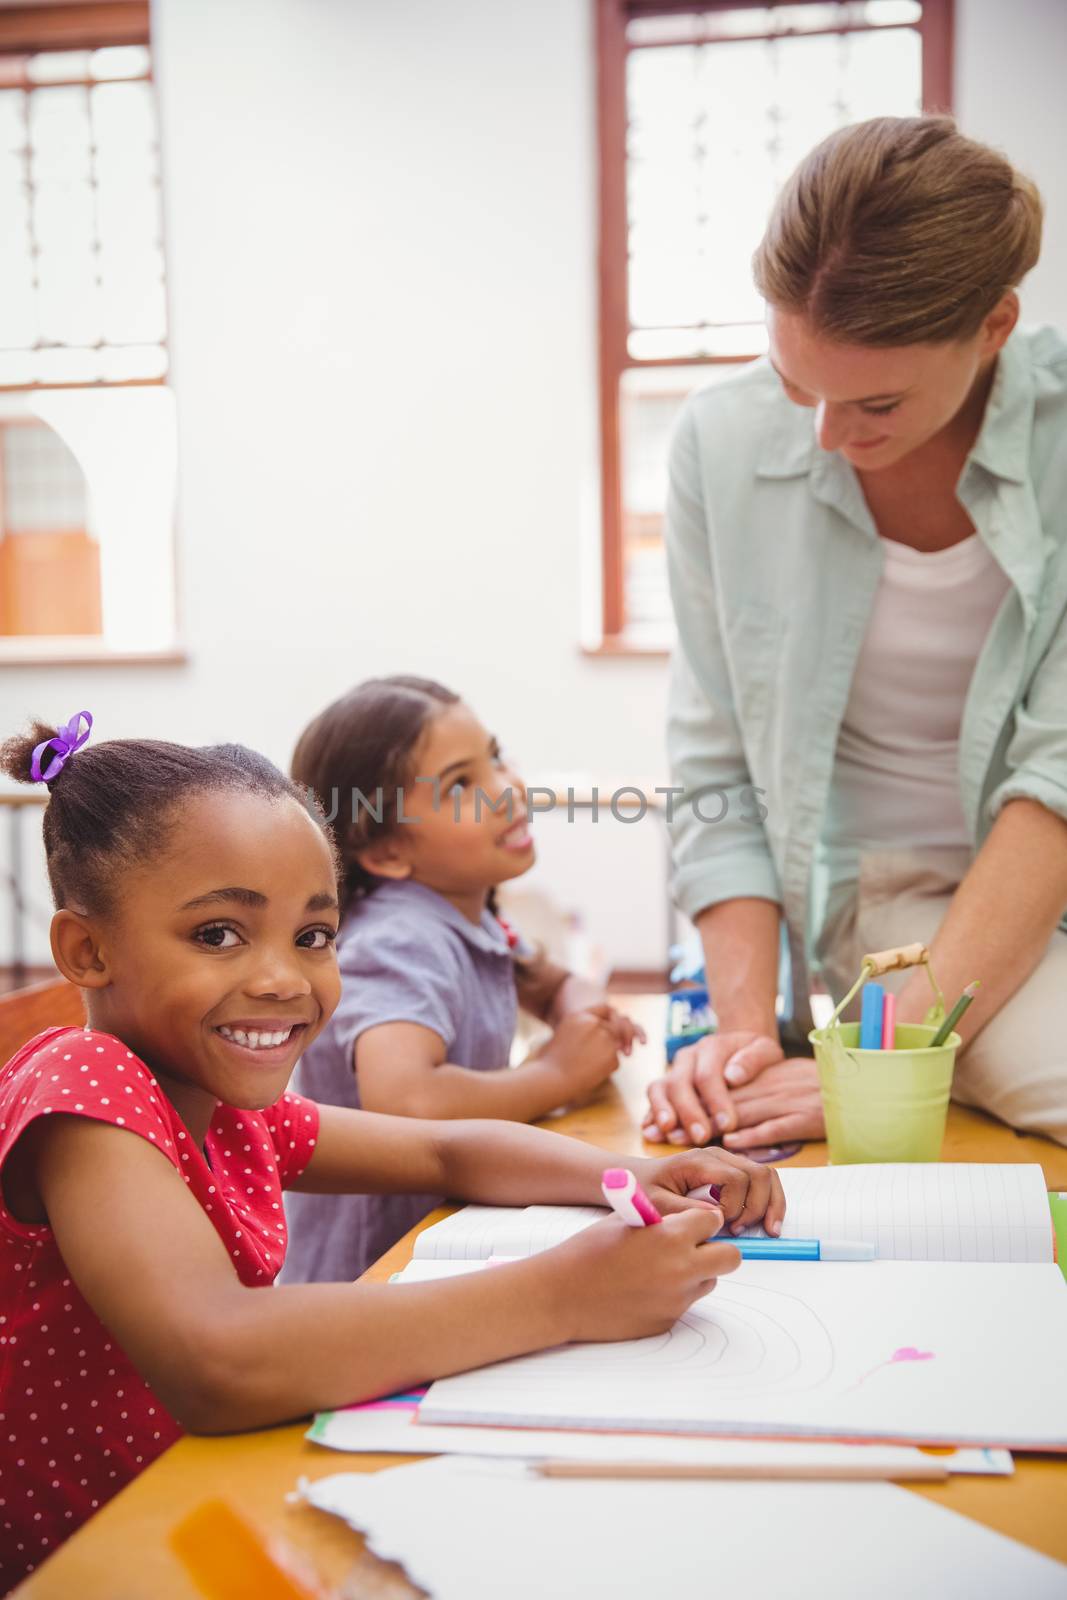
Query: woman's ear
[[50, 910, 111, 989], [354, 836, 413, 883], [980, 290, 1019, 357]]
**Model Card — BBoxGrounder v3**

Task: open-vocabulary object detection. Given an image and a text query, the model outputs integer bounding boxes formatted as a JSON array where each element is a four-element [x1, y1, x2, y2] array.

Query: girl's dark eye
[[195, 924, 242, 950], [449, 776, 471, 795], [297, 926, 337, 951]]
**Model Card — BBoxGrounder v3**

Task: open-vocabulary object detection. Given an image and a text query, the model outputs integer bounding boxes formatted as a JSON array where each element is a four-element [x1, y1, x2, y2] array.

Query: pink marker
[[601, 1168, 662, 1227], [882, 991, 897, 1050]]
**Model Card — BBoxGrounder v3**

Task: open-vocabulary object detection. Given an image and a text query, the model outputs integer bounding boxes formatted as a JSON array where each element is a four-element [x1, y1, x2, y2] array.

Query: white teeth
[[218, 1026, 294, 1051]]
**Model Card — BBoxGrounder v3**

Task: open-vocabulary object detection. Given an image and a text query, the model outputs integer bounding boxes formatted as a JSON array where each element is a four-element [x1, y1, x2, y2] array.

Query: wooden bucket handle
[[825, 943, 944, 1030], [861, 943, 930, 977]]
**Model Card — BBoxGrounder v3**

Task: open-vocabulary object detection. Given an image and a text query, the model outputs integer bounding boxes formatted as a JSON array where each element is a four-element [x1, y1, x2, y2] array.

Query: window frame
[[0, 4, 148, 57], [0, 1, 182, 663], [0, 1, 161, 394], [594, 0, 956, 647]]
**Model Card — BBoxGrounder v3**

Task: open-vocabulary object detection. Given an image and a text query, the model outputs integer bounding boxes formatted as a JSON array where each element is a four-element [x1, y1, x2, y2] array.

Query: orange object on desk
[[170, 1499, 330, 1600]]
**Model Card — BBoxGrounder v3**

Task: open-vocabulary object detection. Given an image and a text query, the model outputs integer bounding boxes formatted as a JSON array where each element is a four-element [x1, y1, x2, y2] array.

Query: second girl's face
[[766, 305, 995, 471], [92, 790, 342, 1110], [369, 701, 535, 902]]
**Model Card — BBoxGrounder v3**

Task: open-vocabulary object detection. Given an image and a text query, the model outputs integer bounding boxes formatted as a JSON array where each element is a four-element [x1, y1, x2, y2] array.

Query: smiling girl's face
[[766, 303, 1011, 472], [356, 701, 535, 914], [80, 790, 342, 1116]]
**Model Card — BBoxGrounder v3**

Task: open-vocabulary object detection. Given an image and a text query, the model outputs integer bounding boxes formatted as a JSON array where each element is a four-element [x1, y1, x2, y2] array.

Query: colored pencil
[[930, 981, 980, 1048]]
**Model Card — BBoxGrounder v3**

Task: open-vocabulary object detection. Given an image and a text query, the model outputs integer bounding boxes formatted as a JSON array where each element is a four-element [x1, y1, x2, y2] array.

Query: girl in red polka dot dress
[[0, 713, 785, 1589]]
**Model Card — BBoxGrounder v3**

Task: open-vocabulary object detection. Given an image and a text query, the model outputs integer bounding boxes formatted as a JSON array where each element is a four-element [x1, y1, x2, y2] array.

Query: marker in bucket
[[859, 982, 884, 1049], [881, 991, 896, 1050]]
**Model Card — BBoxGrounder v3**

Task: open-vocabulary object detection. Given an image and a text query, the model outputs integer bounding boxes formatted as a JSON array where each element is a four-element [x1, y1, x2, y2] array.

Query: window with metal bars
[[0, 13, 163, 388], [0, 4, 175, 652], [595, 0, 954, 647]]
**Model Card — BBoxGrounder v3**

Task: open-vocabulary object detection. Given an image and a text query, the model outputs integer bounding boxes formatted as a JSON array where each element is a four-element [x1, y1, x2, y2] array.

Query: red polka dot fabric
[[0, 1026, 319, 1587]]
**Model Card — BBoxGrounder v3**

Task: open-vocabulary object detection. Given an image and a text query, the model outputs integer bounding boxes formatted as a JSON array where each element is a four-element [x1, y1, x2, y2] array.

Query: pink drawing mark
[[850, 1346, 936, 1392]]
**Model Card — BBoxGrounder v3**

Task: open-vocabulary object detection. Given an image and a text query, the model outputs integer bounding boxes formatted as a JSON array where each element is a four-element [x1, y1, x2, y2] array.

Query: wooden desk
[[18, 997, 1067, 1598]]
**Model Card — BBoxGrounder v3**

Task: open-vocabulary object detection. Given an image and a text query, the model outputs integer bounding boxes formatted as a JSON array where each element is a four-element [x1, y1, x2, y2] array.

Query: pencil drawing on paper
[[467, 1283, 838, 1399]]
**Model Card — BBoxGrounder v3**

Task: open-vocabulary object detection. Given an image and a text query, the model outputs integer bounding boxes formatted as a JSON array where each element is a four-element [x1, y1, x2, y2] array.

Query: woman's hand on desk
[[642, 1033, 823, 1157], [642, 1029, 784, 1145], [719, 1060, 824, 1157]]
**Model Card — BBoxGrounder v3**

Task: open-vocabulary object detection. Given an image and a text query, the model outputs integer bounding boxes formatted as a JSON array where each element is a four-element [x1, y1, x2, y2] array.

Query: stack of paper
[[309, 1394, 1013, 1477], [303, 1458, 1067, 1599]]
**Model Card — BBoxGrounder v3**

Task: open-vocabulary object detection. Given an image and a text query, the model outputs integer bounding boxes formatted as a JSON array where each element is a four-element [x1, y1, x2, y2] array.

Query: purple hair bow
[[30, 710, 94, 783]]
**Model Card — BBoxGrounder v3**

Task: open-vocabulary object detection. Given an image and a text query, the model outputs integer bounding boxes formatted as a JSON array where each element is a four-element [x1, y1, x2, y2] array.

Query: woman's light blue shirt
[[665, 326, 1067, 1024]]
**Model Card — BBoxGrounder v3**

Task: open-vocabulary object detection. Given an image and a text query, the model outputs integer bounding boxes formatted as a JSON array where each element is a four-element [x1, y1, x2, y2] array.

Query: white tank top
[[822, 533, 1011, 881]]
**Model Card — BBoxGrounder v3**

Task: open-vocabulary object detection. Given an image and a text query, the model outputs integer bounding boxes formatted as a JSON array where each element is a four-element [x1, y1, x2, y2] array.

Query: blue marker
[[729, 1237, 876, 1261], [860, 981, 885, 1049]]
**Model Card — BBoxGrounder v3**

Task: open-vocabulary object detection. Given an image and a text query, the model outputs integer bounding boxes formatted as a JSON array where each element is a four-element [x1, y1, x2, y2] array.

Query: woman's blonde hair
[[752, 115, 1042, 346]]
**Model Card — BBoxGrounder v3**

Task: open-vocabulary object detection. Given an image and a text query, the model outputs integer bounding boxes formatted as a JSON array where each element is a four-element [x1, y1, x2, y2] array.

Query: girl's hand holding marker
[[605, 1170, 873, 1261], [634, 1146, 785, 1235], [546, 1150, 784, 1344]]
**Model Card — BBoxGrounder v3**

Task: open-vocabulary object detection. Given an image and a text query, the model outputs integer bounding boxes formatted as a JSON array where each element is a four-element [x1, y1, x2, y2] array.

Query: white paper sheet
[[411, 1165, 1054, 1265], [420, 1260, 1067, 1448], [764, 1163, 1054, 1262], [412, 1204, 600, 1260], [307, 1401, 1013, 1475], [304, 1458, 1066, 1599]]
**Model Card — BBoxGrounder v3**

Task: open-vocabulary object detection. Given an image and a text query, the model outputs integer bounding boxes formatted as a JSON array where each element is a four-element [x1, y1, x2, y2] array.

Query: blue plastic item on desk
[[665, 987, 714, 1062]]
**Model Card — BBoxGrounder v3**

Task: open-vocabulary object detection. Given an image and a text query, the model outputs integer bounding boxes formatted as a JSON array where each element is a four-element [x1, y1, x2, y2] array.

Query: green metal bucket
[[811, 943, 959, 1164], [809, 1021, 959, 1164]]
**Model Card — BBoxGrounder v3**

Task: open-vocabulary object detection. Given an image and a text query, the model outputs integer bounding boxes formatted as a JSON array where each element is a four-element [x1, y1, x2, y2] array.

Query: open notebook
[[411, 1163, 1056, 1265], [405, 1165, 1067, 1448]]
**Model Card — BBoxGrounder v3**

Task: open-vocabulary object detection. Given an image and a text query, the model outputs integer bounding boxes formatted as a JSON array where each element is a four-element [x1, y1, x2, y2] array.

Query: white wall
[[1, 0, 670, 969], [3, 0, 1065, 971], [954, 0, 1067, 328]]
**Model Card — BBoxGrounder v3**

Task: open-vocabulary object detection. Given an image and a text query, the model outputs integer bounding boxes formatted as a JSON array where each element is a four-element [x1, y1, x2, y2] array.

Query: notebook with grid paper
[[410, 1165, 1067, 1448], [412, 1163, 1056, 1265]]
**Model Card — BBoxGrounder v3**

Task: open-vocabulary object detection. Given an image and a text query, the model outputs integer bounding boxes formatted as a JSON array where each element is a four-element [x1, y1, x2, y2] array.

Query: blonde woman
[[645, 116, 1067, 1156]]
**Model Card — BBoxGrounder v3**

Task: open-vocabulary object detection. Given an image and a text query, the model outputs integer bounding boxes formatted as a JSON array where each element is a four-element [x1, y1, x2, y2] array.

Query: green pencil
[[930, 981, 980, 1047]]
